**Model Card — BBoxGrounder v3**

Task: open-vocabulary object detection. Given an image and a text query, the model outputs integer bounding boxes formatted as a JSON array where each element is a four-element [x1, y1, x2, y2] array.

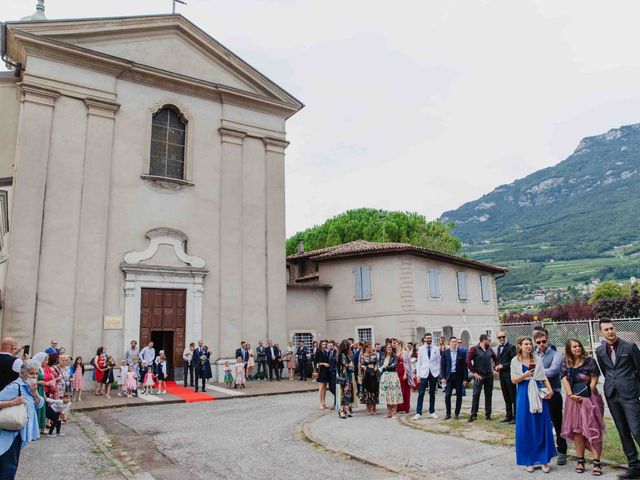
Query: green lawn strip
[[406, 414, 626, 466]]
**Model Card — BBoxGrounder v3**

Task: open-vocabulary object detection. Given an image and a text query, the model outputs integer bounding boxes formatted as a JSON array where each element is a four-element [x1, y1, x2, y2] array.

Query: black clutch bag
[[571, 381, 591, 398]]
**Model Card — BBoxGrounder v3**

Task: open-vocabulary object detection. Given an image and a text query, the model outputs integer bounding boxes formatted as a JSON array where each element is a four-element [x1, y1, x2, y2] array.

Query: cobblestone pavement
[[17, 421, 121, 480]]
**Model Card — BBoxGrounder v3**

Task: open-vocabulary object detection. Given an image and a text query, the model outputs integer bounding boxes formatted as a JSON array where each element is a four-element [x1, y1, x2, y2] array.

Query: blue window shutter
[[361, 266, 372, 300], [428, 268, 441, 298], [481, 275, 490, 302], [354, 267, 363, 301], [434, 269, 441, 298], [457, 272, 468, 300]]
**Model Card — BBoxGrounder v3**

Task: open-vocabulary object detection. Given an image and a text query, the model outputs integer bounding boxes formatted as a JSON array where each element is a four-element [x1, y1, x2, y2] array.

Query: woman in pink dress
[[71, 356, 85, 401], [560, 339, 605, 476]]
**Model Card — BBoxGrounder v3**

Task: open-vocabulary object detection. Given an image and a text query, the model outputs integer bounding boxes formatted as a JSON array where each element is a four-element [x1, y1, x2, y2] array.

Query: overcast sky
[[5, 0, 640, 236]]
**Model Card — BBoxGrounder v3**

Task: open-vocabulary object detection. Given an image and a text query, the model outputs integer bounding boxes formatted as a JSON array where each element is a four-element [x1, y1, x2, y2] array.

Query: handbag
[[569, 366, 591, 398], [0, 384, 28, 431]]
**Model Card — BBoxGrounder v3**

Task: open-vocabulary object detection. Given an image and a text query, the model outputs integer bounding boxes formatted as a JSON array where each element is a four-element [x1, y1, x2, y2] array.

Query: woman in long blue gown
[[511, 336, 557, 473]]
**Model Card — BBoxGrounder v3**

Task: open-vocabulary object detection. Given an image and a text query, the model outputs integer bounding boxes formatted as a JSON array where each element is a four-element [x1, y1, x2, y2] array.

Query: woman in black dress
[[315, 340, 330, 409], [358, 342, 379, 415]]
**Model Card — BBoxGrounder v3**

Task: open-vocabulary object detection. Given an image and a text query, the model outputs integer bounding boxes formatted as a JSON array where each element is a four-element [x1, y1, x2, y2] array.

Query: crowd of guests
[[307, 319, 640, 478]]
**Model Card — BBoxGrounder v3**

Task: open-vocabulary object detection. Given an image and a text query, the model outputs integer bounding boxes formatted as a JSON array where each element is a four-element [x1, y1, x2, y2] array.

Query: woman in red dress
[[396, 340, 413, 413], [93, 346, 107, 396]]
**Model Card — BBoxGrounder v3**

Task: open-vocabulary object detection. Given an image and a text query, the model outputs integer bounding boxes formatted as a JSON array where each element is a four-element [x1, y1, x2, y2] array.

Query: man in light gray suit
[[596, 318, 640, 480]]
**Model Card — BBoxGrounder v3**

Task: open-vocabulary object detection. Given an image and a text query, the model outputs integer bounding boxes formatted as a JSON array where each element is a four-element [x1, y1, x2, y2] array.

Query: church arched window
[[150, 106, 186, 180]]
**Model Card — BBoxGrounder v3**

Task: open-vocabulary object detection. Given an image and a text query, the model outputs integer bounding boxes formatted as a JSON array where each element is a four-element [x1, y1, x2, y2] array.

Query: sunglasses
[[497, 336, 506, 339], [535, 340, 547, 345]]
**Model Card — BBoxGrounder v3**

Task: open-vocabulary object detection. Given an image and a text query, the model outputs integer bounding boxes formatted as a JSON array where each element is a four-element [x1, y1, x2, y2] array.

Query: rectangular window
[[357, 327, 373, 344], [292, 332, 313, 351], [427, 267, 441, 299], [354, 266, 372, 301], [432, 330, 442, 346], [480, 275, 491, 302], [457, 272, 468, 301]]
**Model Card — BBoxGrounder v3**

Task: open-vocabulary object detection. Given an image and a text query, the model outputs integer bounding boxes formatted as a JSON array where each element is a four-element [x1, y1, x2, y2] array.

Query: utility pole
[[172, 0, 187, 14]]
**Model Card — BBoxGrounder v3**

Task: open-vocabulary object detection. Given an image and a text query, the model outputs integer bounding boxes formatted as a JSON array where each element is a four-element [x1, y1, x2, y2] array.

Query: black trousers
[[607, 391, 640, 468], [416, 374, 438, 415], [0, 434, 21, 480], [470, 374, 493, 417], [444, 373, 465, 416], [298, 359, 307, 380], [256, 360, 267, 379], [328, 370, 337, 404], [499, 374, 517, 419], [548, 390, 567, 454], [268, 361, 280, 381], [194, 370, 207, 390], [183, 363, 194, 387]]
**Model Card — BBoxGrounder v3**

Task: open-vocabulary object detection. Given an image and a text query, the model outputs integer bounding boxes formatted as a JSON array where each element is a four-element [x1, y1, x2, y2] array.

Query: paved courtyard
[[18, 389, 621, 479]]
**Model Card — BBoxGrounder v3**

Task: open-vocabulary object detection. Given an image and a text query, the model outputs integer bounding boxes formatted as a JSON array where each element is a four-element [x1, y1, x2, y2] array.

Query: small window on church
[[150, 106, 186, 180]]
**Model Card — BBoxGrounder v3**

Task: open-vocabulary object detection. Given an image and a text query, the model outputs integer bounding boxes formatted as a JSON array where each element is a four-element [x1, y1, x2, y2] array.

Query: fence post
[[587, 319, 596, 354]]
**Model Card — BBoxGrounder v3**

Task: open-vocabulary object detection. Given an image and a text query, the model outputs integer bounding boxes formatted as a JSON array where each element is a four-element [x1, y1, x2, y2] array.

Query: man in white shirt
[[139, 342, 155, 365], [414, 333, 441, 419]]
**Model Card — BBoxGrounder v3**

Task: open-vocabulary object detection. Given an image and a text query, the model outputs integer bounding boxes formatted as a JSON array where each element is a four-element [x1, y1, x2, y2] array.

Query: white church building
[[0, 7, 303, 378]]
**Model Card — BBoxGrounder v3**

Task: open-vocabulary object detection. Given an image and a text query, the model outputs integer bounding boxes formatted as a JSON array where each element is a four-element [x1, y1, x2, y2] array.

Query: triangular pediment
[[6, 15, 302, 109]]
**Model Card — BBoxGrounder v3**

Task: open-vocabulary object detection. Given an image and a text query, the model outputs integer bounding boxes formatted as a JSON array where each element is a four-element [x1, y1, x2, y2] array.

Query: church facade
[[0, 14, 302, 377]]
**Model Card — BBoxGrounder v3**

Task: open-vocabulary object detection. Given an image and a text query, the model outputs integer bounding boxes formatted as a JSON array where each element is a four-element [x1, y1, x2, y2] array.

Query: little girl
[[155, 353, 167, 395], [102, 356, 116, 399], [223, 361, 234, 389], [118, 359, 128, 397], [143, 366, 156, 395], [235, 356, 246, 389], [45, 392, 71, 437], [124, 365, 138, 398], [70, 356, 84, 402]]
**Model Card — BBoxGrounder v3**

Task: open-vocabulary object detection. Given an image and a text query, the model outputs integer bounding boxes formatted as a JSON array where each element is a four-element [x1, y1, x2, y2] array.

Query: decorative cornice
[[123, 227, 206, 268], [84, 97, 121, 118], [218, 127, 246, 145], [17, 82, 59, 106], [263, 137, 290, 153]]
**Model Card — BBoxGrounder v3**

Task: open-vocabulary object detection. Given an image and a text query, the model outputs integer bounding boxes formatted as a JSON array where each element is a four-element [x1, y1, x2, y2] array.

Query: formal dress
[[397, 353, 411, 413], [379, 355, 403, 407], [336, 353, 356, 406], [359, 353, 379, 405], [560, 356, 605, 453], [315, 350, 330, 384], [515, 364, 557, 466]]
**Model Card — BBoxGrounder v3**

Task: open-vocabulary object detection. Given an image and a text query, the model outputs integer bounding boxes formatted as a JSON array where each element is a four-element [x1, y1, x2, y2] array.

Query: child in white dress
[[235, 356, 246, 389]]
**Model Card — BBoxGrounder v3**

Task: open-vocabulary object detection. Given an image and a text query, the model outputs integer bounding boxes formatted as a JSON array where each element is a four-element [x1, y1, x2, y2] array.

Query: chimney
[[296, 239, 304, 254]]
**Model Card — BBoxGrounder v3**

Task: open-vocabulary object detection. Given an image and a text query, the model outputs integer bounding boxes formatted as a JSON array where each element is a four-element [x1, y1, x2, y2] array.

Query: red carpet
[[164, 381, 216, 403]]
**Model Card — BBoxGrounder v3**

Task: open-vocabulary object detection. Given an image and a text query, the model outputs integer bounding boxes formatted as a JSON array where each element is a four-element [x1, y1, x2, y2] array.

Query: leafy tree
[[588, 281, 631, 305], [286, 208, 461, 256]]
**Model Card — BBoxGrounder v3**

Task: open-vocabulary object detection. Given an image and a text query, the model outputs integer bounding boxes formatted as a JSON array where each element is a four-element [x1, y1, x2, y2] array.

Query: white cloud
[[4, 0, 640, 236]]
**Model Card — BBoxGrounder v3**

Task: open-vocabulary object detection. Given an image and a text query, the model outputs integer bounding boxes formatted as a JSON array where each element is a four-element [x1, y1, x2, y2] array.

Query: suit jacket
[[266, 346, 280, 364], [235, 348, 249, 363], [352, 348, 361, 379], [193, 348, 212, 378], [328, 349, 338, 373], [496, 342, 516, 378], [416, 344, 441, 379], [596, 338, 640, 401], [440, 348, 468, 382], [296, 346, 308, 360]]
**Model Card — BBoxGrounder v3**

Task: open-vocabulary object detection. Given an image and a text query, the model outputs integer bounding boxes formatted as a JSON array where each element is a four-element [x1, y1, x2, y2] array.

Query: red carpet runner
[[164, 381, 215, 403]]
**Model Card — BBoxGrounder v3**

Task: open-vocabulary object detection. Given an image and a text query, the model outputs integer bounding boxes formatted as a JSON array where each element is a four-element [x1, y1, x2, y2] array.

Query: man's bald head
[[1, 337, 19, 354]]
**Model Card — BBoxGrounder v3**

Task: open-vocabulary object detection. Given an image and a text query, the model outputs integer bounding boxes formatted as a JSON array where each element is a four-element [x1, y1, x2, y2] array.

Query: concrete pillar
[[218, 128, 245, 357], [264, 137, 289, 346], [72, 98, 120, 359], [2, 83, 59, 346]]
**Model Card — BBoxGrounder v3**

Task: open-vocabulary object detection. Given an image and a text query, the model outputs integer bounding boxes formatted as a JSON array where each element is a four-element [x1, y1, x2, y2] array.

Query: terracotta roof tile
[[288, 240, 507, 274], [295, 272, 319, 282]]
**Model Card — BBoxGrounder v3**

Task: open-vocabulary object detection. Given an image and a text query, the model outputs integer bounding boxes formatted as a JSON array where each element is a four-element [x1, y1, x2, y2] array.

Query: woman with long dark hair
[[511, 336, 556, 473], [336, 339, 357, 419], [358, 342, 379, 415], [378, 343, 402, 419], [560, 338, 605, 476], [315, 340, 330, 409]]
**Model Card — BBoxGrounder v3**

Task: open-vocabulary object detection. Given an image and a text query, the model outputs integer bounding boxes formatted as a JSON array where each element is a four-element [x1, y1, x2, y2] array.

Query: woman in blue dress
[[511, 336, 556, 473]]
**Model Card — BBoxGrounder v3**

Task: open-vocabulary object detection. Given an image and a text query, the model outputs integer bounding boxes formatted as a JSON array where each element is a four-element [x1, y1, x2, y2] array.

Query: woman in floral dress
[[336, 340, 357, 419], [358, 342, 379, 415], [378, 343, 403, 418]]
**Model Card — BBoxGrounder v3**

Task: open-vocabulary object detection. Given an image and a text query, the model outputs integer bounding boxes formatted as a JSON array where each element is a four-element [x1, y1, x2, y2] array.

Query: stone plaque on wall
[[104, 315, 123, 330]]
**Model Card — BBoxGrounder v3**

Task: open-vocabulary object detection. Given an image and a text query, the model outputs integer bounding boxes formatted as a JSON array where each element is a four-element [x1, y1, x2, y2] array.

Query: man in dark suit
[[255, 340, 267, 380], [327, 340, 338, 408], [295, 340, 308, 381], [440, 336, 468, 420], [266, 340, 281, 381], [193, 340, 211, 392], [495, 331, 517, 423], [353, 342, 362, 395], [596, 318, 640, 479]]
